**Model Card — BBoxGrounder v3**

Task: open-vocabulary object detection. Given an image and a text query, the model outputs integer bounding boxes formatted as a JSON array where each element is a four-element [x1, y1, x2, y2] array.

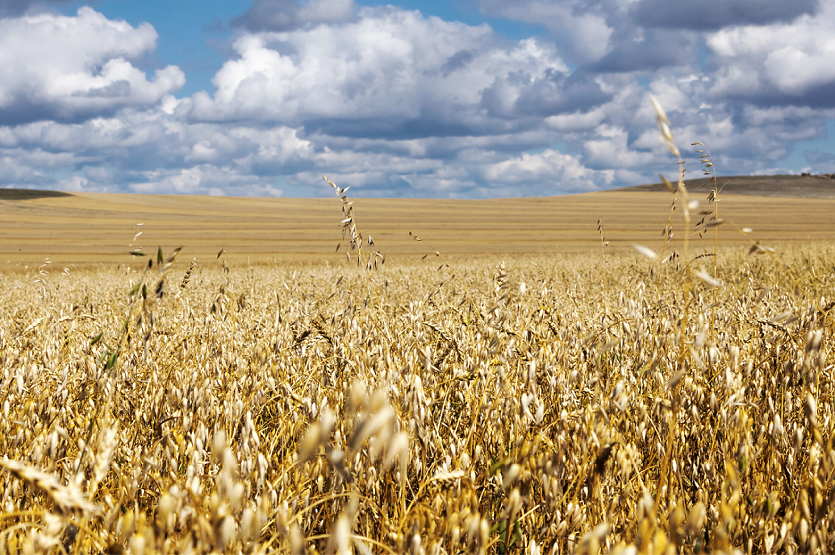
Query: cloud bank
[[0, 0, 833, 198]]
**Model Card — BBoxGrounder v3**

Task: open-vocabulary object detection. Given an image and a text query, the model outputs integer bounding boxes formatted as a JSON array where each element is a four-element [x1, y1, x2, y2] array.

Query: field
[[1, 174, 834, 268], [1, 176, 834, 554]]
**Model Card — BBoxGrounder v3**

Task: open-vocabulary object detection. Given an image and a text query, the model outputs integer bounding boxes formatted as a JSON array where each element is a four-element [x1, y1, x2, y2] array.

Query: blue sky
[[0, 0, 833, 198]]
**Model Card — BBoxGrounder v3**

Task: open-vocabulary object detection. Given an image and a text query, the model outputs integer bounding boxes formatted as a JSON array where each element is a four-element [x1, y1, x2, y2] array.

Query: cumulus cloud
[[0, 151, 39, 182], [0, 7, 185, 124], [1, 1, 835, 198], [193, 7, 583, 139], [481, 69, 611, 118], [582, 125, 657, 169], [477, 0, 615, 63], [132, 164, 282, 196], [707, 1, 835, 105], [483, 149, 615, 193], [0, 99, 319, 195]]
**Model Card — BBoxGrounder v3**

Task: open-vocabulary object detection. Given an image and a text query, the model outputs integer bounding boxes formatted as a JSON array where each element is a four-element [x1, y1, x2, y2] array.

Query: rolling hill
[[619, 173, 835, 199]]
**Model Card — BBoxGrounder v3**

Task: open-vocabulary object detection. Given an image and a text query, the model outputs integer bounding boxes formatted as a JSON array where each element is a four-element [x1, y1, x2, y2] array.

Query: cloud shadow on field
[[0, 188, 72, 200]]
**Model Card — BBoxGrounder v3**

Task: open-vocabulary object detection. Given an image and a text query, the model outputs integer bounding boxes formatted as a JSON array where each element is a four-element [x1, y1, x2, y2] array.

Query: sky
[[0, 0, 834, 198]]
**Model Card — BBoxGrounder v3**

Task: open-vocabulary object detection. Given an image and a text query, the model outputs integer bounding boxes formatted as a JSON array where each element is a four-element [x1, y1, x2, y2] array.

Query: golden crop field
[[1, 175, 834, 269], [1, 174, 834, 554]]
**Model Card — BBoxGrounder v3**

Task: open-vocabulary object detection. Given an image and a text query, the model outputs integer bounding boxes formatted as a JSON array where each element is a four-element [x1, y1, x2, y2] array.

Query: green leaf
[[128, 282, 142, 296], [90, 331, 103, 346], [490, 519, 509, 554], [157, 247, 163, 266], [488, 458, 506, 475], [129, 251, 146, 256], [510, 520, 521, 547], [104, 352, 118, 370]]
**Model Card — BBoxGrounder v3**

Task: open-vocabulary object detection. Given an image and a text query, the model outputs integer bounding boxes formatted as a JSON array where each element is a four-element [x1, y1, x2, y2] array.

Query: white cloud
[[0, 5, 635, 198], [0, 154, 37, 181], [742, 105, 832, 126], [0, 109, 314, 195], [0, 7, 184, 123], [477, 0, 615, 63], [132, 164, 277, 196], [57, 175, 90, 192], [483, 149, 615, 192], [192, 7, 569, 128], [708, 1, 835, 99], [545, 108, 606, 132], [1, 2, 835, 198], [583, 125, 656, 168]]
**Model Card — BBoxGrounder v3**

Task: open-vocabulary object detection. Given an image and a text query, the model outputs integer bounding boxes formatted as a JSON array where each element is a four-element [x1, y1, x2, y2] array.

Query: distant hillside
[[619, 174, 835, 199], [0, 189, 72, 200]]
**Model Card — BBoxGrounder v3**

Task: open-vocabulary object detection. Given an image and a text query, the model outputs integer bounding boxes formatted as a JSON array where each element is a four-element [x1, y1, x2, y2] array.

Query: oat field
[[2, 183, 834, 268], [1, 220, 834, 553], [2, 103, 835, 553]]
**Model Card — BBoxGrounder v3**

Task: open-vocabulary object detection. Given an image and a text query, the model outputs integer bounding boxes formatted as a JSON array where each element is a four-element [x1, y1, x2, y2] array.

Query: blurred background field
[[1, 175, 833, 269]]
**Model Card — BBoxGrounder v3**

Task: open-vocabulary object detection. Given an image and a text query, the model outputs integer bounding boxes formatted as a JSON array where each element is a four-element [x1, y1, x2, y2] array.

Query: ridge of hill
[[2, 174, 834, 201], [617, 174, 835, 199], [0, 189, 72, 200]]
